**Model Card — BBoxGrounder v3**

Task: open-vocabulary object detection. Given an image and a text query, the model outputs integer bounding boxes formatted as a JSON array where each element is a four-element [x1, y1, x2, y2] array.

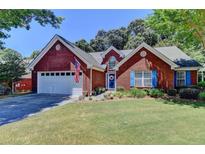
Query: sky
[[4, 9, 153, 57]]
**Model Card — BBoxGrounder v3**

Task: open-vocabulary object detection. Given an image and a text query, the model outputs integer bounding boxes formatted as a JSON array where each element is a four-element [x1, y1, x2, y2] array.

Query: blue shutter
[[186, 71, 191, 86], [130, 71, 135, 87], [152, 70, 157, 88], [174, 71, 177, 87]]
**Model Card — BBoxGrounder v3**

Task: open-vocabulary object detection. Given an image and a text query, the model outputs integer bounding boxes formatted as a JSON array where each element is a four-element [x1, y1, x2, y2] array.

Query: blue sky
[[4, 9, 153, 57]]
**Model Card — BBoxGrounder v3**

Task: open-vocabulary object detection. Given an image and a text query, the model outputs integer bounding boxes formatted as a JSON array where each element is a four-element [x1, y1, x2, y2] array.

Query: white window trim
[[108, 56, 117, 70], [106, 71, 116, 91], [176, 71, 186, 87], [135, 71, 152, 87]]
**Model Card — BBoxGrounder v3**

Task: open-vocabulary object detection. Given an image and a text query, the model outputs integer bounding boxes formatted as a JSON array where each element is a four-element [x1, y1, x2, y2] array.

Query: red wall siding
[[15, 78, 32, 92], [92, 70, 105, 90], [32, 41, 91, 94], [102, 49, 123, 71], [117, 47, 174, 90], [191, 70, 197, 85]]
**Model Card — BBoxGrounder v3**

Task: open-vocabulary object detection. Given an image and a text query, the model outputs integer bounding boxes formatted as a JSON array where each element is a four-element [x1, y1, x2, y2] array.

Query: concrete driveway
[[0, 94, 71, 126]]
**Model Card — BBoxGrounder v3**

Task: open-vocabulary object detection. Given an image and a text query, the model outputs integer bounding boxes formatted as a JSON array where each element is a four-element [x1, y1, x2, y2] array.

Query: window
[[72, 72, 75, 76], [51, 73, 54, 76], [46, 73, 49, 76], [61, 72, 65, 76], [135, 71, 152, 87], [108, 56, 117, 69], [176, 71, 186, 87], [66, 72, 70, 76], [56, 73, 59, 76], [79, 72, 82, 76], [41, 73, 45, 76]]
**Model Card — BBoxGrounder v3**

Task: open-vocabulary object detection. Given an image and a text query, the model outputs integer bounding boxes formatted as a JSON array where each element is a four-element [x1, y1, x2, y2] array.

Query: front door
[[107, 73, 116, 89]]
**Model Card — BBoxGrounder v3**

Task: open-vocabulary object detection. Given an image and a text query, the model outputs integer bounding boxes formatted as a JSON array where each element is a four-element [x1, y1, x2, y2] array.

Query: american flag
[[74, 57, 81, 83]]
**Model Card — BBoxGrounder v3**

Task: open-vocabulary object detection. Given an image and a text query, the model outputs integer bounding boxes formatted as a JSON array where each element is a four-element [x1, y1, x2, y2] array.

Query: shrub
[[93, 87, 106, 95], [179, 88, 200, 99], [149, 89, 164, 98], [198, 92, 205, 100], [129, 88, 147, 98], [0, 84, 11, 95], [197, 81, 205, 88], [114, 91, 123, 98], [167, 89, 177, 96], [116, 86, 125, 92]]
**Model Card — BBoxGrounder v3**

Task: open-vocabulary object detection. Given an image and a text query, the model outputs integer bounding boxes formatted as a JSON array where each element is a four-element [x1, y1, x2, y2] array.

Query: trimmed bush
[[179, 88, 200, 99], [199, 92, 205, 101], [198, 81, 205, 88], [167, 89, 177, 96], [149, 89, 164, 98], [116, 86, 125, 92], [93, 87, 106, 95], [129, 89, 147, 98]]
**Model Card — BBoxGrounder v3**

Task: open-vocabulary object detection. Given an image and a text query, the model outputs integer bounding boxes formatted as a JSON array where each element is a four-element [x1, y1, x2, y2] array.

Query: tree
[[30, 50, 40, 59], [146, 10, 205, 51], [124, 19, 159, 49], [75, 39, 94, 53], [0, 9, 63, 48], [90, 28, 128, 51], [146, 9, 205, 62], [0, 49, 26, 87]]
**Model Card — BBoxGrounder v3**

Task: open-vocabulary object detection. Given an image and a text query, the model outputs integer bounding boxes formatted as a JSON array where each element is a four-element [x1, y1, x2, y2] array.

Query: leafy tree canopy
[[75, 39, 95, 53], [0, 9, 63, 48], [146, 9, 205, 62], [30, 50, 40, 59], [0, 48, 26, 86]]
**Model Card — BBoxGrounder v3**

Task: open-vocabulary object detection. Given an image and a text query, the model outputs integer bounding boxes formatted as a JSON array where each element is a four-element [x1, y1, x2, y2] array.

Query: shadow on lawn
[[159, 97, 205, 109]]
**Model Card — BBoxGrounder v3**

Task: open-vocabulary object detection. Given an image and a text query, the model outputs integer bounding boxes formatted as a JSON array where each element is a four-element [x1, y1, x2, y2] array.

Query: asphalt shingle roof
[[58, 35, 104, 70], [89, 46, 201, 67], [155, 46, 201, 67]]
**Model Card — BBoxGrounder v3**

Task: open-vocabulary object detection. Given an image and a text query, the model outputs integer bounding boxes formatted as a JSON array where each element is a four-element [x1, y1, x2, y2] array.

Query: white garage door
[[37, 71, 83, 96]]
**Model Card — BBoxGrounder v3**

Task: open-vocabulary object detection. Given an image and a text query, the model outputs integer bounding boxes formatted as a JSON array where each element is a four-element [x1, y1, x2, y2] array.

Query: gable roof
[[155, 46, 202, 67], [114, 42, 179, 70], [101, 46, 125, 58], [29, 35, 104, 71], [89, 49, 133, 64]]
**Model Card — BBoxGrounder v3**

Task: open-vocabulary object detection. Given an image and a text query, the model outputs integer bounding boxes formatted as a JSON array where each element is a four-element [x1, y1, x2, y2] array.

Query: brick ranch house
[[29, 34, 202, 97]]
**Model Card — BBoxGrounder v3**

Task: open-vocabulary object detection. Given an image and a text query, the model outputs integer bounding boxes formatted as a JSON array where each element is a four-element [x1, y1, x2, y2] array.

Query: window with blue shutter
[[130, 71, 135, 87], [186, 71, 191, 86], [152, 70, 157, 88], [174, 71, 177, 87]]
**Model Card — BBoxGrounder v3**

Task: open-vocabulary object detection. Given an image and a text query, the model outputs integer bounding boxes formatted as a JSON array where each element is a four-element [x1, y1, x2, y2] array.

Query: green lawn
[[1, 98, 205, 144]]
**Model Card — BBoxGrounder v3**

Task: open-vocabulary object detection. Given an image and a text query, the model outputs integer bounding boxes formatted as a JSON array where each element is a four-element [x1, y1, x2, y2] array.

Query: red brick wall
[[15, 78, 32, 92], [116, 47, 174, 90], [102, 49, 123, 71], [32, 41, 91, 93], [92, 70, 105, 90], [191, 70, 198, 85]]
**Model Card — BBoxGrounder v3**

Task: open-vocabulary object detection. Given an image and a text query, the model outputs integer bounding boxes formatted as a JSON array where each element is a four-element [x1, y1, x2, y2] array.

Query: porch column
[[89, 68, 93, 96]]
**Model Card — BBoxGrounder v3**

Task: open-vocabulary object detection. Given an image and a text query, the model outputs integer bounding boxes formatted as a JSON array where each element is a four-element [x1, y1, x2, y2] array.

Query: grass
[[1, 98, 205, 144]]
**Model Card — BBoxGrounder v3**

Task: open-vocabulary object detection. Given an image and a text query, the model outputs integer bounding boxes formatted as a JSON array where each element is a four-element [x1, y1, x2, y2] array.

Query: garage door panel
[[37, 72, 82, 96]]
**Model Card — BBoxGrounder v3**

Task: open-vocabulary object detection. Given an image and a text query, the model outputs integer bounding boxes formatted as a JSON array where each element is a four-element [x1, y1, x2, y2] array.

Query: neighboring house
[[28, 34, 202, 96], [14, 73, 32, 92]]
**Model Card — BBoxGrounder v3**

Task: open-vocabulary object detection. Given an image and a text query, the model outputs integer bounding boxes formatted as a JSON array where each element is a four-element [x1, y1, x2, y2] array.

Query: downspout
[[90, 67, 93, 96]]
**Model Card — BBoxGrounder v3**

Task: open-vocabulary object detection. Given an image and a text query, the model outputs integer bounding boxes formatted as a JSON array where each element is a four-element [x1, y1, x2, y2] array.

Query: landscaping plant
[[129, 88, 147, 98], [179, 88, 200, 99], [198, 92, 205, 101], [167, 89, 177, 96], [149, 89, 164, 98]]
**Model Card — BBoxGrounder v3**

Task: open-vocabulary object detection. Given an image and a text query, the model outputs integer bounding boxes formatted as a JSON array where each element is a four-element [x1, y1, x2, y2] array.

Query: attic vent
[[55, 44, 61, 51], [140, 51, 147, 57]]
